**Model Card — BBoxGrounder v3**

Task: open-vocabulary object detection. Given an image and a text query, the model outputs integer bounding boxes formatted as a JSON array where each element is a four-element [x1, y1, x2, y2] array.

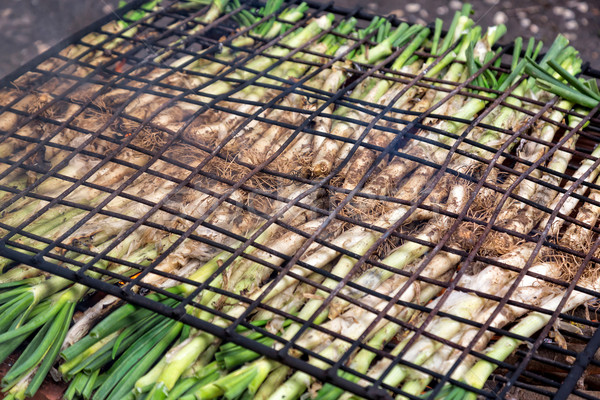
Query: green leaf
[[548, 59, 600, 100], [512, 37, 522, 71]]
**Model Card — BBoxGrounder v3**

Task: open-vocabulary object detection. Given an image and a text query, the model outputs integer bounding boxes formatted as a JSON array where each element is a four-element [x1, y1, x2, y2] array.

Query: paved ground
[[1, 0, 599, 78], [355, 0, 599, 68]]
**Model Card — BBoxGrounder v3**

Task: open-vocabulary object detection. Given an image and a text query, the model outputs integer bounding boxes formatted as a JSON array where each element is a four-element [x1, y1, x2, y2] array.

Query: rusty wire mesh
[[2, 0, 600, 398]]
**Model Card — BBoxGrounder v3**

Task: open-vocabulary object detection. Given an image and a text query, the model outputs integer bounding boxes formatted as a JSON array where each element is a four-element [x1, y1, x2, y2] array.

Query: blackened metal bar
[[0, 1, 596, 396]]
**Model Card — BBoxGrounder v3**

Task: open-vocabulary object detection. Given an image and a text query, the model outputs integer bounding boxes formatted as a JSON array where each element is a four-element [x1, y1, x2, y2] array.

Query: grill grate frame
[[1, 1, 600, 399]]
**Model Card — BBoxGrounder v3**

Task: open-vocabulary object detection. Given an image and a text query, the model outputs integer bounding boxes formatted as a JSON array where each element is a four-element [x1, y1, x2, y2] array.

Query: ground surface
[[1, 0, 599, 78]]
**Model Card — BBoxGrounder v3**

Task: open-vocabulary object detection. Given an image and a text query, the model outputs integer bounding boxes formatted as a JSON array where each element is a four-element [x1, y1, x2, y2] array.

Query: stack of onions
[[0, 1, 599, 399]]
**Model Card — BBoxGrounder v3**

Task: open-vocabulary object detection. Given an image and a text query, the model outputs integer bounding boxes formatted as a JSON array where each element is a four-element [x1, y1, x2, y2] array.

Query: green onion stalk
[[0, 2, 315, 176], [222, 21, 435, 298], [387, 109, 591, 399], [273, 16, 407, 177], [142, 272, 331, 400], [0, 202, 104, 275], [417, 37, 547, 225], [230, 17, 359, 164], [1, 286, 84, 400], [313, 256, 461, 400], [525, 42, 600, 235], [436, 278, 594, 400], [250, 1, 310, 41], [133, 206, 386, 396], [0, 158, 145, 274], [334, 48, 590, 400], [0, 231, 176, 399], [156, 0, 308, 64], [333, 25, 432, 188], [196, 0, 230, 25], [396, 261, 560, 399], [154, 0, 302, 91], [380, 5, 475, 127], [262, 241, 467, 400], [58, 214, 323, 400], [484, 107, 585, 254], [2, 3, 318, 212], [263, 25, 567, 400], [339, 9, 475, 196], [0, 165, 135, 276], [308, 16, 385, 157], [181, 273, 426, 400], [0, 155, 199, 278], [356, 107, 577, 393], [426, 104, 598, 399], [183, 13, 336, 149], [198, 20, 482, 360], [264, 142, 508, 400], [314, 27, 511, 314], [0, 159, 187, 242], [189, 27, 507, 394], [491, 107, 600, 254], [539, 138, 600, 237], [358, 22, 487, 198], [561, 129, 600, 251], [406, 6, 477, 120], [127, 219, 333, 400], [0, 199, 143, 284], [121, 5, 322, 138], [311, 271, 456, 400], [357, 242, 552, 399], [330, 265, 536, 400], [68, 258, 244, 399], [311, 21, 432, 177], [153, 0, 236, 63], [58, 246, 242, 400], [485, 36, 586, 251]]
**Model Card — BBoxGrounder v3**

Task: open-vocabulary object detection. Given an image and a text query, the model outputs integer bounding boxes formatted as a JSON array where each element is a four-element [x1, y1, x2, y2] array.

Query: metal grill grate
[[2, 1, 600, 399]]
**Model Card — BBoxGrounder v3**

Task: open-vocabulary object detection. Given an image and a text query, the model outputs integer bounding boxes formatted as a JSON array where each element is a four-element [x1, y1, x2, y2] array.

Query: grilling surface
[[1, 0, 600, 399]]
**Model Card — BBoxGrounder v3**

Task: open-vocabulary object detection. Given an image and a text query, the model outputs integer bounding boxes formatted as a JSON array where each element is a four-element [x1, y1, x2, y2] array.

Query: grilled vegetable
[[0, 1, 599, 400]]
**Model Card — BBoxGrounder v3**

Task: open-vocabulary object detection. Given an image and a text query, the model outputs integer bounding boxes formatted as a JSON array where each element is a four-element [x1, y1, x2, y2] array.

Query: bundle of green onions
[[1, 0, 600, 399]]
